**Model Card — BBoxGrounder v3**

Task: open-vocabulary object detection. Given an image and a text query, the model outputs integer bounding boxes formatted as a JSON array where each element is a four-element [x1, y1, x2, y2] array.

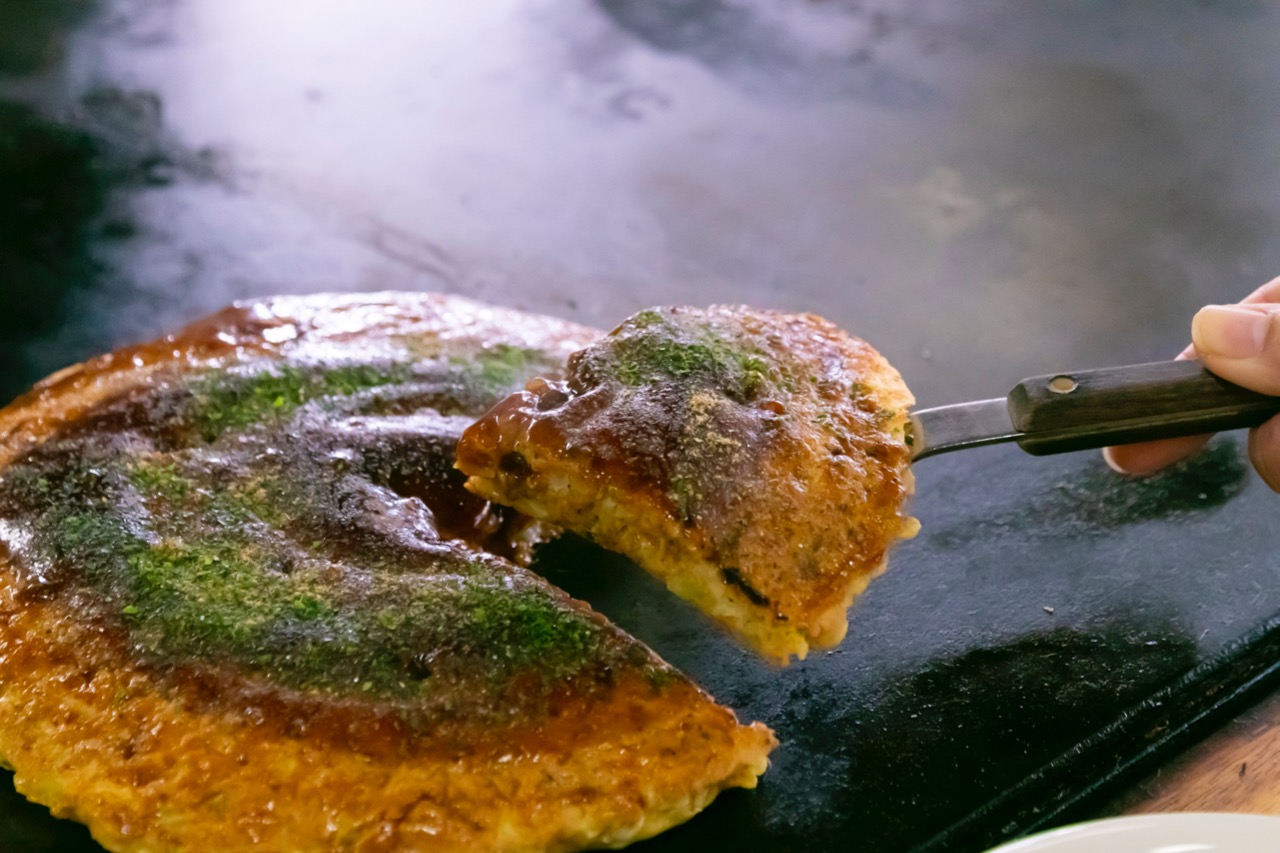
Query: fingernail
[[1193, 305, 1271, 359], [1101, 446, 1127, 473]]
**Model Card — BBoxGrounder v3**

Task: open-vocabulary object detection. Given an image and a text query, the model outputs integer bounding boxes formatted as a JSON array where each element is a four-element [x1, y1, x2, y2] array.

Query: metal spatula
[[907, 359, 1280, 461]]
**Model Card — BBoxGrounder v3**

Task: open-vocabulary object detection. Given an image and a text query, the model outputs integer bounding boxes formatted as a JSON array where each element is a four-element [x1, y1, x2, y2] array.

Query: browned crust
[[0, 292, 599, 469], [457, 305, 917, 664], [0, 293, 775, 852], [0, 582, 773, 852]]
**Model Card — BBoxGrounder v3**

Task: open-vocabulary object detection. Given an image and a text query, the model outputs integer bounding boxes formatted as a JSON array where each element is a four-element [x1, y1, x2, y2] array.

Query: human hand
[[1104, 275, 1280, 491]]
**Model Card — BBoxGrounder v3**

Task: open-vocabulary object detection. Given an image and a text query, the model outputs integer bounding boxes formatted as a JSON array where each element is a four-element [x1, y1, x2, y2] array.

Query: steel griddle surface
[[2, 2, 1280, 851]]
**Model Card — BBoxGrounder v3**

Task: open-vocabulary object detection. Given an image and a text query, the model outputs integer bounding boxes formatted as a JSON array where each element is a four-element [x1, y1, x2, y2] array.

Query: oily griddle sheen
[[0, 294, 774, 853], [457, 306, 917, 664]]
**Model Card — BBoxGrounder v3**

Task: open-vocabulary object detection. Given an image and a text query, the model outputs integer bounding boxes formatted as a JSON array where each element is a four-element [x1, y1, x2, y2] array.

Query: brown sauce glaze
[[0, 294, 682, 751]]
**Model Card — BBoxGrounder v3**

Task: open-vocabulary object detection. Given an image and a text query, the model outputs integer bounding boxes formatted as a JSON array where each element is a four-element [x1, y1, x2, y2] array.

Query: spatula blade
[[907, 398, 1019, 461]]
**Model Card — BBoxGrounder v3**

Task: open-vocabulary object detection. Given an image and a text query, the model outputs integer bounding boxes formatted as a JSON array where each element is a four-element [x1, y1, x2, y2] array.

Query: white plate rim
[[983, 813, 1280, 853]]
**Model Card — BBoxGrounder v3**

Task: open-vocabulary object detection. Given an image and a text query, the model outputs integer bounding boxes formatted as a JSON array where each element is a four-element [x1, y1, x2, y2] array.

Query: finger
[[1103, 435, 1213, 476], [1102, 277, 1280, 476], [1248, 416, 1280, 493], [1192, 304, 1280, 395]]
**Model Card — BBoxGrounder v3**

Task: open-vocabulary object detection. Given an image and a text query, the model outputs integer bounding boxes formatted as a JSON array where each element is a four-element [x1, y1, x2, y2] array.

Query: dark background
[[2, 2, 1279, 851]]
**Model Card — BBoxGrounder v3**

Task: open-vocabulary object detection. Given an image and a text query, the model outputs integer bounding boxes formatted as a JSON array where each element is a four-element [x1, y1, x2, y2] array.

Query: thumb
[[1191, 304, 1280, 395]]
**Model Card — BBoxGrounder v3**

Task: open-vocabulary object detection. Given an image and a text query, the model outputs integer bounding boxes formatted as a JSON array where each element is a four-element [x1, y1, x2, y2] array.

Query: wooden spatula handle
[[1007, 359, 1280, 456]]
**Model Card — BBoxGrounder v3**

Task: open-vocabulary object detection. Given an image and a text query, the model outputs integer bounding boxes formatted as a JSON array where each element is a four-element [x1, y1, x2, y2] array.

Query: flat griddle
[[4, 2, 1280, 851]]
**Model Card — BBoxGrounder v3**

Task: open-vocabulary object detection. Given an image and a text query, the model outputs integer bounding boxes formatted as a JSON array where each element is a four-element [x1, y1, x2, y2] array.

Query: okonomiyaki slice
[[0, 293, 775, 853], [457, 305, 917, 665]]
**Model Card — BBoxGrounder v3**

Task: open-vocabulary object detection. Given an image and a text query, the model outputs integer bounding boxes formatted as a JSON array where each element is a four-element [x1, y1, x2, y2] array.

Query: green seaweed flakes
[[591, 310, 783, 402], [190, 362, 411, 441]]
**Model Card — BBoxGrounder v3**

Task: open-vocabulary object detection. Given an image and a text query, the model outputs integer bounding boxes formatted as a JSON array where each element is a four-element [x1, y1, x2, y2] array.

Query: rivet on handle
[[1048, 375, 1078, 395]]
